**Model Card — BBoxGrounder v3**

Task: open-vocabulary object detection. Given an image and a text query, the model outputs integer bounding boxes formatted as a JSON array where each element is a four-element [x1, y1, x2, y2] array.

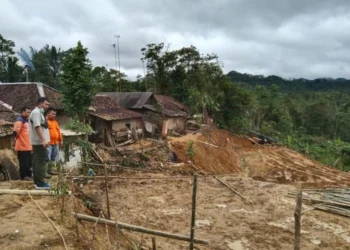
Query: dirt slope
[[168, 128, 241, 174], [169, 127, 350, 185]]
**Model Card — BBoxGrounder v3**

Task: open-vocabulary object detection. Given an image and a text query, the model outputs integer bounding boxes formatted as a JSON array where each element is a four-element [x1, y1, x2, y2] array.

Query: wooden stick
[[27, 191, 68, 250], [116, 139, 134, 147], [152, 237, 157, 250], [78, 162, 152, 172], [214, 176, 248, 202], [70, 178, 80, 239], [193, 140, 218, 148], [0, 189, 71, 196], [73, 213, 209, 245], [190, 175, 198, 250], [294, 187, 302, 250], [103, 161, 111, 219]]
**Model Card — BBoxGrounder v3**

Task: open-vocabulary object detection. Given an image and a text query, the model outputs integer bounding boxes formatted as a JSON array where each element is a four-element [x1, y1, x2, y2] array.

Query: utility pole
[[24, 65, 29, 82], [114, 35, 121, 91], [112, 44, 118, 91]]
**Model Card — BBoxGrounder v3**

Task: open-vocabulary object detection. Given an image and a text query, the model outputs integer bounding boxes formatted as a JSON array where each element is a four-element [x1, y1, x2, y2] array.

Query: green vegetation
[[187, 140, 195, 159], [2, 33, 350, 171]]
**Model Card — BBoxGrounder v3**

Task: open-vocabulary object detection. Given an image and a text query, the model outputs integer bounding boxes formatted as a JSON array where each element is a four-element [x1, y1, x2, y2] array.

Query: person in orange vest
[[45, 108, 63, 175], [13, 106, 33, 181]]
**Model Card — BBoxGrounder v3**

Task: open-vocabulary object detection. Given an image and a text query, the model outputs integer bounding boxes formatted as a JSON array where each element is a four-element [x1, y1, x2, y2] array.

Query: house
[[0, 82, 69, 126], [88, 95, 143, 146], [0, 120, 13, 150], [154, 95, 189, 136], [99, 92, 189, 136]]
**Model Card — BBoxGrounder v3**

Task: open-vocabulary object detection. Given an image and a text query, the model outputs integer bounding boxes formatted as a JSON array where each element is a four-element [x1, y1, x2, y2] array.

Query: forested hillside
[[228, 70, 350, 92]]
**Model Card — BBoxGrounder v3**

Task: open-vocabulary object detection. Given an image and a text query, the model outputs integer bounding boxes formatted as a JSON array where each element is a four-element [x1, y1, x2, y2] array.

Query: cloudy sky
[[1, 0, 350, 80]]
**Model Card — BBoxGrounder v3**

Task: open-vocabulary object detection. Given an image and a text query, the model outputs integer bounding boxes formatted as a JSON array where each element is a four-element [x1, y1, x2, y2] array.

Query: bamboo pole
[[214, 176, 248, 202], [78, 162, 153, 172], [68, 174, 242, 180], [103, 161, 111, 219], [73, 213, 209, 245], [0, 189, 71, 196], [152, 237, 157, 250], [190, 175, 198, 250], [294, 188, 302, 250]]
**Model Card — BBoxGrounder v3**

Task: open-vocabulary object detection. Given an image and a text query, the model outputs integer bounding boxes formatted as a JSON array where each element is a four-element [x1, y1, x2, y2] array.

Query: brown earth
[[169, 126, 350, 186], [1, 127, 350, 249]]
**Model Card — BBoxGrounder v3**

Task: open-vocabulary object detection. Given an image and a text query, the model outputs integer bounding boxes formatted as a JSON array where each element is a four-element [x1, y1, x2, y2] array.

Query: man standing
[[45, 108, 63, 175], [13, 106, 32, 181], [29, 97, 51, 189]]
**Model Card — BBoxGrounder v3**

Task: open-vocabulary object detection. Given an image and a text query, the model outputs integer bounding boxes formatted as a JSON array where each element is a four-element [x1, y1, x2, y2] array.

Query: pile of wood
[[288, 188, 350, 217]]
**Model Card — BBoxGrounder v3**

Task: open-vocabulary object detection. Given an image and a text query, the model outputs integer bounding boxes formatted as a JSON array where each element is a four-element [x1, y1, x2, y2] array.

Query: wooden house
[[99, 92, 189, 136], [88, 95, 143, 146]]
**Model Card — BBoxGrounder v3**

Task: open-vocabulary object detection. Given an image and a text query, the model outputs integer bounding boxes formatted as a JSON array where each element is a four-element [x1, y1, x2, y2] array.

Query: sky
[[1, 0, 350, 80]]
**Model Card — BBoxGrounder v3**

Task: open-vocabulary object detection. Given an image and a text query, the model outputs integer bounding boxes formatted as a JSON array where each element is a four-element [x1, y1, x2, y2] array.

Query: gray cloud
[[1, 0, 350, 80]]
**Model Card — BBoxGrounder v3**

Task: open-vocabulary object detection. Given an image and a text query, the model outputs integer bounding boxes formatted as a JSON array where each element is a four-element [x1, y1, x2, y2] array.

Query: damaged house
[[99, 92, 188, 136], [88, 95, 143, 146]]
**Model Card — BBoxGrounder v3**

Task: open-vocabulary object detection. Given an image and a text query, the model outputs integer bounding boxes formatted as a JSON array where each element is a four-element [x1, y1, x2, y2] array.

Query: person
[[29, 97, 51, 189], [45, 108, 63, 175], [13, 106, 33, 181]]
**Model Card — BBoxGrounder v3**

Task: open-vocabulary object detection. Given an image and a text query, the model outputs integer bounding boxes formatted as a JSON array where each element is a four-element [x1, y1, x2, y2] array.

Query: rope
[[27, 190, 68, 250]]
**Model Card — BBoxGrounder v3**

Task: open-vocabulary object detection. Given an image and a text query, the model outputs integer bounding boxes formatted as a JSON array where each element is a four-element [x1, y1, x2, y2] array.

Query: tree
[[61, 41, 94, 120], [0, 34, 24, 82], [91, 66, 133, 92], [17, 45, 64, 89]]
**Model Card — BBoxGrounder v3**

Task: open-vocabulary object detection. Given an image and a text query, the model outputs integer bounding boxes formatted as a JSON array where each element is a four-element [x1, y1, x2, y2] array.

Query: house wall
[[162, 117, 186, 136], [0, 136, 12, 150], [112, 118, 143, 131]]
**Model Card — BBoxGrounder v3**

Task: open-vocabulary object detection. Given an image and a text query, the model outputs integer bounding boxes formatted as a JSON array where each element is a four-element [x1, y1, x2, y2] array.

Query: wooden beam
[[73, 213, 209, 245]]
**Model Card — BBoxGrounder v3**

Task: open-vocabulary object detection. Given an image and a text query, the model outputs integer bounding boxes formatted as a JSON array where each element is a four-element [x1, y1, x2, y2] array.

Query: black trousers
[[18, 151, 32, 179]]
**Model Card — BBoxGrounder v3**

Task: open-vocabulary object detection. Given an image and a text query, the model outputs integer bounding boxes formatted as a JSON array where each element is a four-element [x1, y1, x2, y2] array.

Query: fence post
[[189, 175, 198, 250], [104, 160, 111, 219], [294, 185, 302, 250]]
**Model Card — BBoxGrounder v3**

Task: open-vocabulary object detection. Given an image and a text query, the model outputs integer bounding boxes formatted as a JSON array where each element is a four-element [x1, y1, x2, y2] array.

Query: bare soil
[[0, 127, 350, 249]]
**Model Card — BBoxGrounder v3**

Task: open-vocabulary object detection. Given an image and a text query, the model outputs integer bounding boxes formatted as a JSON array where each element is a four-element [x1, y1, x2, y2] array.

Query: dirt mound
[[169, 127, 350, 185], [168, 127, 241, 174], [241, 147, 350, 186]]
